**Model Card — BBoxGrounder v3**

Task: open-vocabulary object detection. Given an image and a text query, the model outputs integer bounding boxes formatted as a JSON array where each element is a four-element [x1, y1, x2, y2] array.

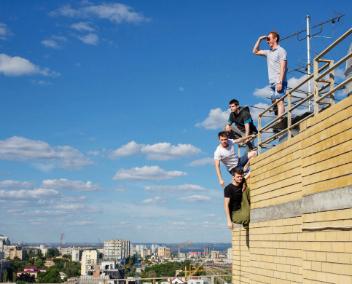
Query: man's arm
[[224, 197, 233, 230], [276, 60, 288, 92], [253, 35, 268, 56], [214, 159, 225, 188], [244, 122, 250, 137]]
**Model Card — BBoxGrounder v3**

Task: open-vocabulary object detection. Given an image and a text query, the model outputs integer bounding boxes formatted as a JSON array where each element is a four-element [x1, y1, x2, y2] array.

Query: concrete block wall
[[232, 95, 352, 283]]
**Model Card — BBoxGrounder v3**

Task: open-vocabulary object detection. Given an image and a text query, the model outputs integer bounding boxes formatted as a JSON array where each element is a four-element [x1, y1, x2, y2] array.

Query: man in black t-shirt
[[225, 99, 258, 150], [224, 167, 251, 229]]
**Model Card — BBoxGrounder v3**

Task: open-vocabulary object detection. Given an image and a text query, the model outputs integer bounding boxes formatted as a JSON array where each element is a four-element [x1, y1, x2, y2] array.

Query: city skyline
[[0, 0, 351, 243]]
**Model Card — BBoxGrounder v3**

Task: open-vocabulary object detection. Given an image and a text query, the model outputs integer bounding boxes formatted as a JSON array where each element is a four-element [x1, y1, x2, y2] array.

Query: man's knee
[[248, 150, 257, 159]]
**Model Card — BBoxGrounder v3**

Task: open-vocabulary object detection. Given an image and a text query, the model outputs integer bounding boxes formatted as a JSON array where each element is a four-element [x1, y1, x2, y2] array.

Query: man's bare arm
[[214, 159, 225, 188], [244, 123, 250, 137], [277, 60, 287, 92], [224, 198, 233, 230], [253, 35, 267, 56]]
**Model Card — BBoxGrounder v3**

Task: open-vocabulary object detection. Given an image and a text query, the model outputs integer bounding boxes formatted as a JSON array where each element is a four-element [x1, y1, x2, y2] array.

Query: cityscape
[[0, 234, 231, 284]]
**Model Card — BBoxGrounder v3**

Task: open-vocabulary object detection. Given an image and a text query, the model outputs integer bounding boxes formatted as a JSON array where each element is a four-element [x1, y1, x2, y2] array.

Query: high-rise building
[[81, 250, 98, 276], [157, 247, 171, 259], [103, 240, 130, 261], [0, 235, 10, 252], [72, 248, 81, 262], [4, 245, 23, 260]]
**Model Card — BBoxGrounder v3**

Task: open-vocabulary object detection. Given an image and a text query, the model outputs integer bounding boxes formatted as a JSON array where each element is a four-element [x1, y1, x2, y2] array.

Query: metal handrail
[[257, 27, 352, 153]]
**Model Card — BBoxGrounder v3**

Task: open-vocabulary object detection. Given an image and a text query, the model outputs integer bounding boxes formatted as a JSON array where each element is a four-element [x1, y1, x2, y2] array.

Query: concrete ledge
[[251, 186, 352, 223]]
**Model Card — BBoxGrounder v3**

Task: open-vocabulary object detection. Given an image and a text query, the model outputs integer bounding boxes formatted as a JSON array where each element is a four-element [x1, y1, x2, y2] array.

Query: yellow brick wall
[[232, 96, 352, 283]]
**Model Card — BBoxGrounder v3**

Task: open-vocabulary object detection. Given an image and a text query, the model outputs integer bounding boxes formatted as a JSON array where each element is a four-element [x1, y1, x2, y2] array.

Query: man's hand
[[225, 124, 232, 132], [219, 179, 225, 188], [276, 82, 283, 92], [227, 220, 233, 230]]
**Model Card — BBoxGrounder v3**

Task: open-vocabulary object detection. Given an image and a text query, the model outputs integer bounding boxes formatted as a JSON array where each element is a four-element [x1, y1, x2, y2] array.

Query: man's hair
[[232, 167, 244, 176], [229, 99, 239, 106], [218, 131, 229, 138], [269, 31, 280, 43]]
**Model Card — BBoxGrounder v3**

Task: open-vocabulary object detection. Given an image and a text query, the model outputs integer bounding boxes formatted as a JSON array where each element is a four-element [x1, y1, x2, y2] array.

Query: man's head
[[218, 131, 229, 147], [232, 167, 244, 185], [228, 99, 240, 113], [266, 31, 280, 49]]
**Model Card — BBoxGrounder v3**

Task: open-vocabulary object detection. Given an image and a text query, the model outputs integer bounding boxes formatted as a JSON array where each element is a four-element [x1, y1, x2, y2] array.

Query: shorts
[[229, 155, 249, 175], [270, 81, 287, 101]]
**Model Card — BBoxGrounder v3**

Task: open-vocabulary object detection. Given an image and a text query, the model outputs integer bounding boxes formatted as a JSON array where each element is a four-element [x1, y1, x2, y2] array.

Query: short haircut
[[229, 99, 239, 106], [232, 167, 244, 176], [269, 31, 280, 43], [218, 131, 229, 138]]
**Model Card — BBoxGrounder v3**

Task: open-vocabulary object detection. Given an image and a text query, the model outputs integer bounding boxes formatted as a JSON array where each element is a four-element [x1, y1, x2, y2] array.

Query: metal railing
[[257, 27, 352, 153]]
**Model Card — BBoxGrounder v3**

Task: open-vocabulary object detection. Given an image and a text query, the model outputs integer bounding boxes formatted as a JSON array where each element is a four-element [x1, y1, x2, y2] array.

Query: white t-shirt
[[214, 139, 238, 171]]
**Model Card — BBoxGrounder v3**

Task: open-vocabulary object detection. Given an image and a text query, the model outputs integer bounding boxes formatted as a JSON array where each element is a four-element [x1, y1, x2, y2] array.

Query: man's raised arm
[[253, 35, 268, 56]]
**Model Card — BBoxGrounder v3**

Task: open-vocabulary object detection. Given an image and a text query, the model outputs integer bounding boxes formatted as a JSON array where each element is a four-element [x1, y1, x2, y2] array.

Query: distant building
[[39, 245, 48, 256], [16, 266, 46, 279], [103, 240, 130, 261], [72, 248, 81, 262], [0, 259, 10, 281], [0, 235, 10, 252], [227, 248, 232, 262], [210, 251, 219, 260], [157, 247, 171, 259], [59, 247, 73, 256], [4, 245, 23, 260], [81, 250, 98, 276], [345, 43, 352, 97]]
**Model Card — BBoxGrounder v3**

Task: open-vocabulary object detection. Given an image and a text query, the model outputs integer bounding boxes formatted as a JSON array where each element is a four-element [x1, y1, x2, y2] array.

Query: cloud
[[250, 103, 271, 122], [0, 188, 58, 199], [145, 184, 207, 192], [113, 165, 186, 180], [41, 36, 67, 49], [111, 141, 200, 160], [0, 23, 10, 40], [0, 136, 92, 170], [0, 180, 33, 189], [188, 157, 213, 167], [51, 3, 149, 24], [195, 108, 229, 130], [42, 178, 99, 192], [70, 22, 95, 32], [141, 196, 163, 204], [78, 33, 99, 45], [0, 54, 58, 77], [179, 195, 211, 202]]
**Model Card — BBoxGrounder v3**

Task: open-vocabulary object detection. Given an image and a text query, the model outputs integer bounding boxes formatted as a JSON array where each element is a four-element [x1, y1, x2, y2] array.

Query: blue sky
[[0, 0, 351, 243]]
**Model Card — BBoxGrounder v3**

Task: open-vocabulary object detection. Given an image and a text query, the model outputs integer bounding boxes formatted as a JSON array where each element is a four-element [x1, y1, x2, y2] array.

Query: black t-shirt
[[228, 106, 258, 134], [224, 183, 243, 213]]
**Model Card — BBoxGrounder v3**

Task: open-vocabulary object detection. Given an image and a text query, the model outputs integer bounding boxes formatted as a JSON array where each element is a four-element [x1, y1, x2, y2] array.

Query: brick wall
[[232, 95, 352, 284]]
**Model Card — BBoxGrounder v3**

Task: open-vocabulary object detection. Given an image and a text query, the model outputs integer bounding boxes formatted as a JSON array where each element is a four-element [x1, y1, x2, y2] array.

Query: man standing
[[253, 32, 288, 127], [224, 167, 250, 229], [214, 131, 256, 187], [225, 98, 258, 150]]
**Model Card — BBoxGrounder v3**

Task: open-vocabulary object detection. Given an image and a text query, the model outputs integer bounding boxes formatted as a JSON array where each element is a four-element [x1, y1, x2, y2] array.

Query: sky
[[0, 0, 351, 244]]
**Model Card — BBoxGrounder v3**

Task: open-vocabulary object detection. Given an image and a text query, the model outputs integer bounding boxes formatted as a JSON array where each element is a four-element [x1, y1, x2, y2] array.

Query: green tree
[[46, 248, 60, 258], [37, 267, 62, 283]]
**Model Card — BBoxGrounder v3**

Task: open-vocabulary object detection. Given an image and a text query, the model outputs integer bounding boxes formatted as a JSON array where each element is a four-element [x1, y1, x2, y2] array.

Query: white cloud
[[113, 165, 186, 180], [70, 22, 95, 32], [42, 178, 99, 192], [78, 33, 99, 45], [189, 157, 213, 167], [0, 188, 58, 199], [51, 3, 149, 24], [0, 136, 92, 170], [111, 141, 200, 160], [195, 108, 229, 130], [41, 36, 67, 49], [145, 184, 207, 192], [0, 54, 57, 77], [179, 195, 211, 202], [0, 180, 33, 189], [141, 196, 163, 204], [0, 23, 10, 39]]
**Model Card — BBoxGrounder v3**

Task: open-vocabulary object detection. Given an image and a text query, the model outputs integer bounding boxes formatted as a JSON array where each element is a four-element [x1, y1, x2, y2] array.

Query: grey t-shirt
[[262, 46, 287, 84]]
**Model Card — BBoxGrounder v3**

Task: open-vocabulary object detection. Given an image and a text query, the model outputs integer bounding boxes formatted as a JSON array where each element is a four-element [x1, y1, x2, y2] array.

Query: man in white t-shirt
[[214, 131, 257, 187]]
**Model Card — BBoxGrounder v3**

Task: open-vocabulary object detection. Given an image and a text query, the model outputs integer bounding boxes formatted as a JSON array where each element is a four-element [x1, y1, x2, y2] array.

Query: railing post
[[329, 60, 335, 105], [313, 58, 320, 114], [257, 115, 262, 153], [287, 91, 292, 139]]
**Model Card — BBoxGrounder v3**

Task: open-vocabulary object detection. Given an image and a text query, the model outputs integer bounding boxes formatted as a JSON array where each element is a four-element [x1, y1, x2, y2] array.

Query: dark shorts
[[229, 155, 249, 175]]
